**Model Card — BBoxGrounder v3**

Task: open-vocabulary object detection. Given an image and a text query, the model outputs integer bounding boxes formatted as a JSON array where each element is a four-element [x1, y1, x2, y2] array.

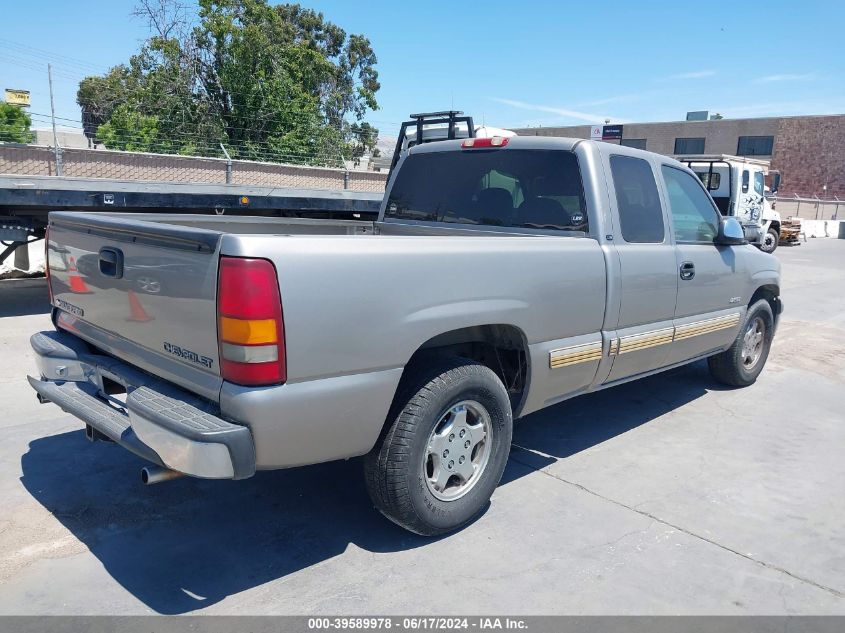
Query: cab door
[[734, 167, 764, 226], [660, 164, 746, 365], [603, 153, 678, 383]]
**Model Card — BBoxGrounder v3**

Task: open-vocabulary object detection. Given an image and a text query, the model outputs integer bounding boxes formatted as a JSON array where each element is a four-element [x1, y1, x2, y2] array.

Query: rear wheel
[[364, 357, 513, 535], [708, 299, 774, 387], [759, 227, 779, 253]]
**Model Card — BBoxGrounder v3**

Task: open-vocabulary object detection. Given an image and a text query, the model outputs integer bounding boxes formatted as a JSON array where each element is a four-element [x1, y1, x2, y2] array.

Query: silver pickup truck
[[29, 136, 782, 535]]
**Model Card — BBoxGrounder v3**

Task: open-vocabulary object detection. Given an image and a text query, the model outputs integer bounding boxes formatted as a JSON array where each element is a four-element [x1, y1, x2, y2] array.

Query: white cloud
[[490, 97, 625, 125], [754, 72, 818, 83], [659, 70, 717, 80], [576, 93, 643, 107]]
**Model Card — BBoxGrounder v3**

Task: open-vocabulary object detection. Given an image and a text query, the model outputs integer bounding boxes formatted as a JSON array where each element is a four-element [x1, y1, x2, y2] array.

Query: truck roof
[[407, 135, 583, 155], [406, 136, 686, 168]]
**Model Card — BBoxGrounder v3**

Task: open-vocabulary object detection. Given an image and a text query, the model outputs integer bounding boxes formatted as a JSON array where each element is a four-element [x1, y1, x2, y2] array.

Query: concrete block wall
[[0, 144, 388, 192]]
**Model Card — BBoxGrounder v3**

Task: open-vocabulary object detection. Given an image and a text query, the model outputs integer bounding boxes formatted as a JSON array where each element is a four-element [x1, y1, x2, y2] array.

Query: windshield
[[385, 149, 587, 232]]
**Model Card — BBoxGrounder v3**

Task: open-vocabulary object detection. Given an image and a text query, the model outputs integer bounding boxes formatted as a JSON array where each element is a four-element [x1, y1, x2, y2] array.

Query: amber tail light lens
[[216, 256, 286, 386]]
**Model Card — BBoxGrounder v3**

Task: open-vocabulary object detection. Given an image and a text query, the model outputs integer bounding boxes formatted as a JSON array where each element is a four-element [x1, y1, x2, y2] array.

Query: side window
[[609, 155, 665, 243], [662, 166, 720, 243], [741, 170, 750, 194], [754, 171, 764, 196]]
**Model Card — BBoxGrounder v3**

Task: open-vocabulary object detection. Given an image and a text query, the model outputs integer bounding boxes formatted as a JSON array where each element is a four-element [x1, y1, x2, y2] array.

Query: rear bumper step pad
[[28, 330, 255, 480]]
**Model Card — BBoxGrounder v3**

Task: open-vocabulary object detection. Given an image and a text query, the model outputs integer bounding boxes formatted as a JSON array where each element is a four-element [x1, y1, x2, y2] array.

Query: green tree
[[349, 121, 379, 165], [77, 0, 380, 166], [96, 104, 166, 153], [0, 102, 34, 143]]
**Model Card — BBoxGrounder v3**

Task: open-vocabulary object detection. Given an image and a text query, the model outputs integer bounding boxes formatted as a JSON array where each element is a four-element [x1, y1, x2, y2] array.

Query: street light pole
[[48, 63, 62, 176]]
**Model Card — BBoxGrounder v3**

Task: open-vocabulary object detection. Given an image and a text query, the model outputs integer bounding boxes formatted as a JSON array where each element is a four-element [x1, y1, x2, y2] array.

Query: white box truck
[[677, 155, 781, 253]]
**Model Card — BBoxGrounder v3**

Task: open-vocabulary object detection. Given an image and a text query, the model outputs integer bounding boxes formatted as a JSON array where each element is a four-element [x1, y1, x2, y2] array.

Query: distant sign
[[590, 125, 602, 140], [4, 89, 30, 106], [602, 125, 623, 141]]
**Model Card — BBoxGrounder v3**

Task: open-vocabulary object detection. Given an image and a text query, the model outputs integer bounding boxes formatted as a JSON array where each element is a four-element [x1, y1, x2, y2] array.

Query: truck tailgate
[[46, 212, 224, 400]]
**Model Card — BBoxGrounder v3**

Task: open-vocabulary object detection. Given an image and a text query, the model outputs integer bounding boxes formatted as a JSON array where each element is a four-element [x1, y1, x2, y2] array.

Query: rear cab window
[[385, 149, 588, 233], [609, 155, 665, 243]]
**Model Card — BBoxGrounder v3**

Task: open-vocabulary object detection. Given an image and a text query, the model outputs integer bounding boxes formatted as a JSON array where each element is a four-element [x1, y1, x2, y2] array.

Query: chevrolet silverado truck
[[28, 136, 782, 535]]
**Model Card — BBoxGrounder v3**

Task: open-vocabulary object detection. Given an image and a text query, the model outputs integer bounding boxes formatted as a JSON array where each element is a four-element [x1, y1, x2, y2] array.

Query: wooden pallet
[[779, 218, 805, 245]]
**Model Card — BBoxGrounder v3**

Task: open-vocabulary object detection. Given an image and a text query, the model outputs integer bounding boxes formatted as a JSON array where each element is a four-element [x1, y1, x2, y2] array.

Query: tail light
[[44, 229, 53, 305], [461, 136, 509, 149], [217, 256, 286, 386]]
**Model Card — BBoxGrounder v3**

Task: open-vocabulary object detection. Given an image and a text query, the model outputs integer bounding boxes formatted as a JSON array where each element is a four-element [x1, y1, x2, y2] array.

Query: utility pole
[[48, 63, 62, 176]]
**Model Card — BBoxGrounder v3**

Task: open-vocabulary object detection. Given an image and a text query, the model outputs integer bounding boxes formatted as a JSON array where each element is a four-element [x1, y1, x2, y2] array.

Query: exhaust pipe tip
[[141, 465, 185, 485]]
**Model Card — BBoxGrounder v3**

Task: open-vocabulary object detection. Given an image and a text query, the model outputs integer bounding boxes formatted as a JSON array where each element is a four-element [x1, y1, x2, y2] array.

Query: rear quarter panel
[[221, 233, 607, 383], [219, 233, 608, 467]]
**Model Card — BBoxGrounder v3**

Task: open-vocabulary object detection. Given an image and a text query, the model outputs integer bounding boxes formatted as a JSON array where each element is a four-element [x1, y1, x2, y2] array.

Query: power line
[[0, 38, 109, 73], [26, 110, 395, 140], [3, 46, 405, 136], [26, 115, 379, 166]]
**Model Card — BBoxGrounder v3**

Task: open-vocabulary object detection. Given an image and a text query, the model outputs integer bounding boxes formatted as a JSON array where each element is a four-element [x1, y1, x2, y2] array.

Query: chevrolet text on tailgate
[[30, 137, 782, 535]]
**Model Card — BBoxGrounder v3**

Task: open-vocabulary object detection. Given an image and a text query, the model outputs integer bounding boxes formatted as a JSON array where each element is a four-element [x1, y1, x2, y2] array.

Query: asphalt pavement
[[0, 239, 843, 615]]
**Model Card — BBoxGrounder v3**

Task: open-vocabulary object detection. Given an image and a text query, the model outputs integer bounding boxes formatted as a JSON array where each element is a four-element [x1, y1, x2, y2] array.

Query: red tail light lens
[[461, 136, 509, 149], [217, 256, 286, 386]]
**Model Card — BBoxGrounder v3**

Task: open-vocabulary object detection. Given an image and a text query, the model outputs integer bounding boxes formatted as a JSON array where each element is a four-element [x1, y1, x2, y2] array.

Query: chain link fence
[[771, 194, 842, 220], [0, 143, 388, 193]]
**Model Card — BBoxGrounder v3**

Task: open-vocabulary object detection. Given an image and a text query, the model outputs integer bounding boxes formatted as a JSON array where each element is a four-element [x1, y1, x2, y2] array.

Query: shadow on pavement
[[20, 360, 712, 614], [502, 360, 712, 478], [0, 279, 51, 317]]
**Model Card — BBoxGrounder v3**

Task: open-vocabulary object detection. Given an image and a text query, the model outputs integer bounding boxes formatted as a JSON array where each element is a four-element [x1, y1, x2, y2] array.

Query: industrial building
[[513, 113, 845, 198]]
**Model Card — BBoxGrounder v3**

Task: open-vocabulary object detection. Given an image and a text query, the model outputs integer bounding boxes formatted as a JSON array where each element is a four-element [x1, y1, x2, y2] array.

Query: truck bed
[[46, 211, 606, 412]]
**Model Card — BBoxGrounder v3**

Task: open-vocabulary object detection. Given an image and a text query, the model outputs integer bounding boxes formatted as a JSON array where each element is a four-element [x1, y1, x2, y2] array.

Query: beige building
[[33, 128, 92, 149], [513, 114, 845, 198]]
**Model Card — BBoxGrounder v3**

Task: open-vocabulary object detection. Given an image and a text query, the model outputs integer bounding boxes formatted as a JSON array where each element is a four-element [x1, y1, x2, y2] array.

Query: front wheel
[[758, 227, 779, 253], [364, 357, 513, 535], [708, 299, 774, 387]]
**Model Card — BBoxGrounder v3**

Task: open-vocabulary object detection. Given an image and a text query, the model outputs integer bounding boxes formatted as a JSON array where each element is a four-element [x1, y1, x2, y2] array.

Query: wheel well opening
[[750, 284, 780, 319], [406, 324, 529, 408]]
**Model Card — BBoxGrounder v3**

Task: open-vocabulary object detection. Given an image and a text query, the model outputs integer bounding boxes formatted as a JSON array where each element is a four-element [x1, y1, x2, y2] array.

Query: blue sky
[[1, 0, 843, 139]]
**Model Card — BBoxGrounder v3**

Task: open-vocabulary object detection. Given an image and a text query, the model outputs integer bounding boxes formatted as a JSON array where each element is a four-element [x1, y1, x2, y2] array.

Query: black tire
[[364, 357, 513, 536], [759, 227, 779, 253], [708, 299, 774, 387]]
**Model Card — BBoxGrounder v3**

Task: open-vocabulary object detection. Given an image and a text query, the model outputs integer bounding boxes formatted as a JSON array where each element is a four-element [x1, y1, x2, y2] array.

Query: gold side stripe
[[548, 312, 742, 369], [551, 354, 603, 368], [674, 314, 740, 340], [675, 325, 733, 340], [675, 314, 740, 330], [550, 351, 604, 365], [617, 327, 675, 355], [549, 342, 603, 368], [618, 338, 675, 354]]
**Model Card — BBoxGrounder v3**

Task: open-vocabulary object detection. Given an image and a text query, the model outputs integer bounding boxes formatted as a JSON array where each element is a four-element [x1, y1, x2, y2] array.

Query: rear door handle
[[679, 261, 695, 281], [99, 247, 124, 279]]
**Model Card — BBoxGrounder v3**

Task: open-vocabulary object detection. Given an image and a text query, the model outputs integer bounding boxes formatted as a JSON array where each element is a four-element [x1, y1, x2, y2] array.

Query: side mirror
[[715, 217, 746, 246]]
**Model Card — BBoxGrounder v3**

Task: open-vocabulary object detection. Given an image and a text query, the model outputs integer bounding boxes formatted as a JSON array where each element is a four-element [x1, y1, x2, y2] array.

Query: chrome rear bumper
[[28, 330, 255, 480]]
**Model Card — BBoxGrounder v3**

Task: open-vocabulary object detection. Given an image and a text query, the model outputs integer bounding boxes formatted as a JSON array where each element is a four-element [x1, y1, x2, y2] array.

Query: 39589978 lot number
[[308, 617, 472, 630]]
